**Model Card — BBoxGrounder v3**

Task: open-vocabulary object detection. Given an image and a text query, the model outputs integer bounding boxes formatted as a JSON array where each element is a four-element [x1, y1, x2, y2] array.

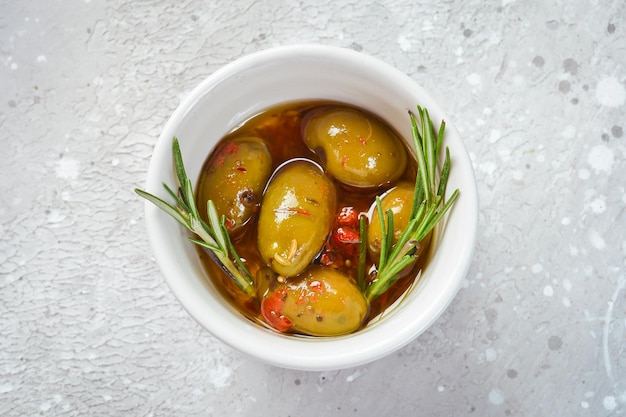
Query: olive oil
[[196, 100, 430, 334]]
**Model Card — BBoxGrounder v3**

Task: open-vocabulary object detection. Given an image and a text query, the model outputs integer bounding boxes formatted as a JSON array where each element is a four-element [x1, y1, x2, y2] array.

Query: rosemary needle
[[135, 137, 256, 298]]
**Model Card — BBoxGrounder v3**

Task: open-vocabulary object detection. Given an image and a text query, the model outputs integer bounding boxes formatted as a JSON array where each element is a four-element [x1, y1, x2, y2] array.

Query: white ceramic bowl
[[144, 44, 478, 371]]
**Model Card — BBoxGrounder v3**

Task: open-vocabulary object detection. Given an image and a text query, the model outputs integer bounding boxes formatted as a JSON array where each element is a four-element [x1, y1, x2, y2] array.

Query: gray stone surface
[[1, 0, 625, 416]]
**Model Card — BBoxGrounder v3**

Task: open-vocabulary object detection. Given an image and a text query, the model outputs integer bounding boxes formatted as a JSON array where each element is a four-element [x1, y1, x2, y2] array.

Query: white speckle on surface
[[569, 245, 579, 256], [488, 388, 505, 405], [479, 161, 497, 176], [531, 263, 543, 274], [40, 402, 51, 412], [11, 62, 18, 70], [588, 197, 607, 214], [561, 217, 570, 225], [176, 89, 192, 104], [47, 209, 66, 224], [485, 348, 497, 362], [511, 170, 523, 182], [421, 20, 434, 31], [397, 35, 411, 52], [578, 168, 590, 180], [0, 383, 13, 393], [466, 73, 481, 86], [437, 385, 445, 392], [461, 278, 470, 288], [543, 285, 554, 297], [562, 296, 571, 307], [596, 77, 626, 107], [535, 152, 545, 163], [488, 129, 501, 143], [562, 279, 572, 292], [587, 145, 614, 174], [55, 157, 80, 180], [37, 54, 47, 63], [561, 125, 576, 139], [603, 395, 617, 410], [580, 401, 589, 408], [114, 103, 125, 116], [487, 32, 501, 46], [112, 158, 120, 166], [103, 395, 112, 401], [346, 368, 366, 382], [499, 151, 512, 164], [208, 365, 233, 388], [588, 229, 606, 250]]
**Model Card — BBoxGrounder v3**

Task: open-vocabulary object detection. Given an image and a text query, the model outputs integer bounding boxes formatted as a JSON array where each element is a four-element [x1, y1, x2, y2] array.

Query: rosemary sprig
[[364, 106, 460, 302], [135, 137, 256, 298]]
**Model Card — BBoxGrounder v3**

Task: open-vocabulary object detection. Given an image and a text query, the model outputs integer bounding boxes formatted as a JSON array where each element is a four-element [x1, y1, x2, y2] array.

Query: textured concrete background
[[1, 0, 625, 416]]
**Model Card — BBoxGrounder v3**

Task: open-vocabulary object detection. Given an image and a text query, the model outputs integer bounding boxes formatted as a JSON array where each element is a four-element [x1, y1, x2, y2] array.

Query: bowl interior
[[144, 45, 478, 371]]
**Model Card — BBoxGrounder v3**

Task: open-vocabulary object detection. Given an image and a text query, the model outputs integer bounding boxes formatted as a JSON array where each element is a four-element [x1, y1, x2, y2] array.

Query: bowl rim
[[144, 44, 478, 371]]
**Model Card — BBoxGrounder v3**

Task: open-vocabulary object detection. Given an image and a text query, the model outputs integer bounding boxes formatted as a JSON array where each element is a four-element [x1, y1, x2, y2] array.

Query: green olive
[[197, 136, 272, 234], [303, 107, 408, 188], [267, 266, 369, 336], [367, 182, 415, 256], [257, 159, 336, 277]]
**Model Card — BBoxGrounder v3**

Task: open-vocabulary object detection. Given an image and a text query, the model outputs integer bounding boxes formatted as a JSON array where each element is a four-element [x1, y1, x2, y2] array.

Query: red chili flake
[[274, 208, 312, 217], [333, 227, 361, 245], [236, 166, 247, 172], [308, 280, 325, 293], [296, 294, 307, 305], [319, 251, 334, 266], [260, 289, 292, 332], [293, 208, 311, 217], [358, 135, 367, 145], [223, 141, 239, 155], [336, 206, 358, 227], [224, 218, 236, 230], [214, 155, 226, 167], [341, 155, 349, 167], [213, 142, 240, 167]]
